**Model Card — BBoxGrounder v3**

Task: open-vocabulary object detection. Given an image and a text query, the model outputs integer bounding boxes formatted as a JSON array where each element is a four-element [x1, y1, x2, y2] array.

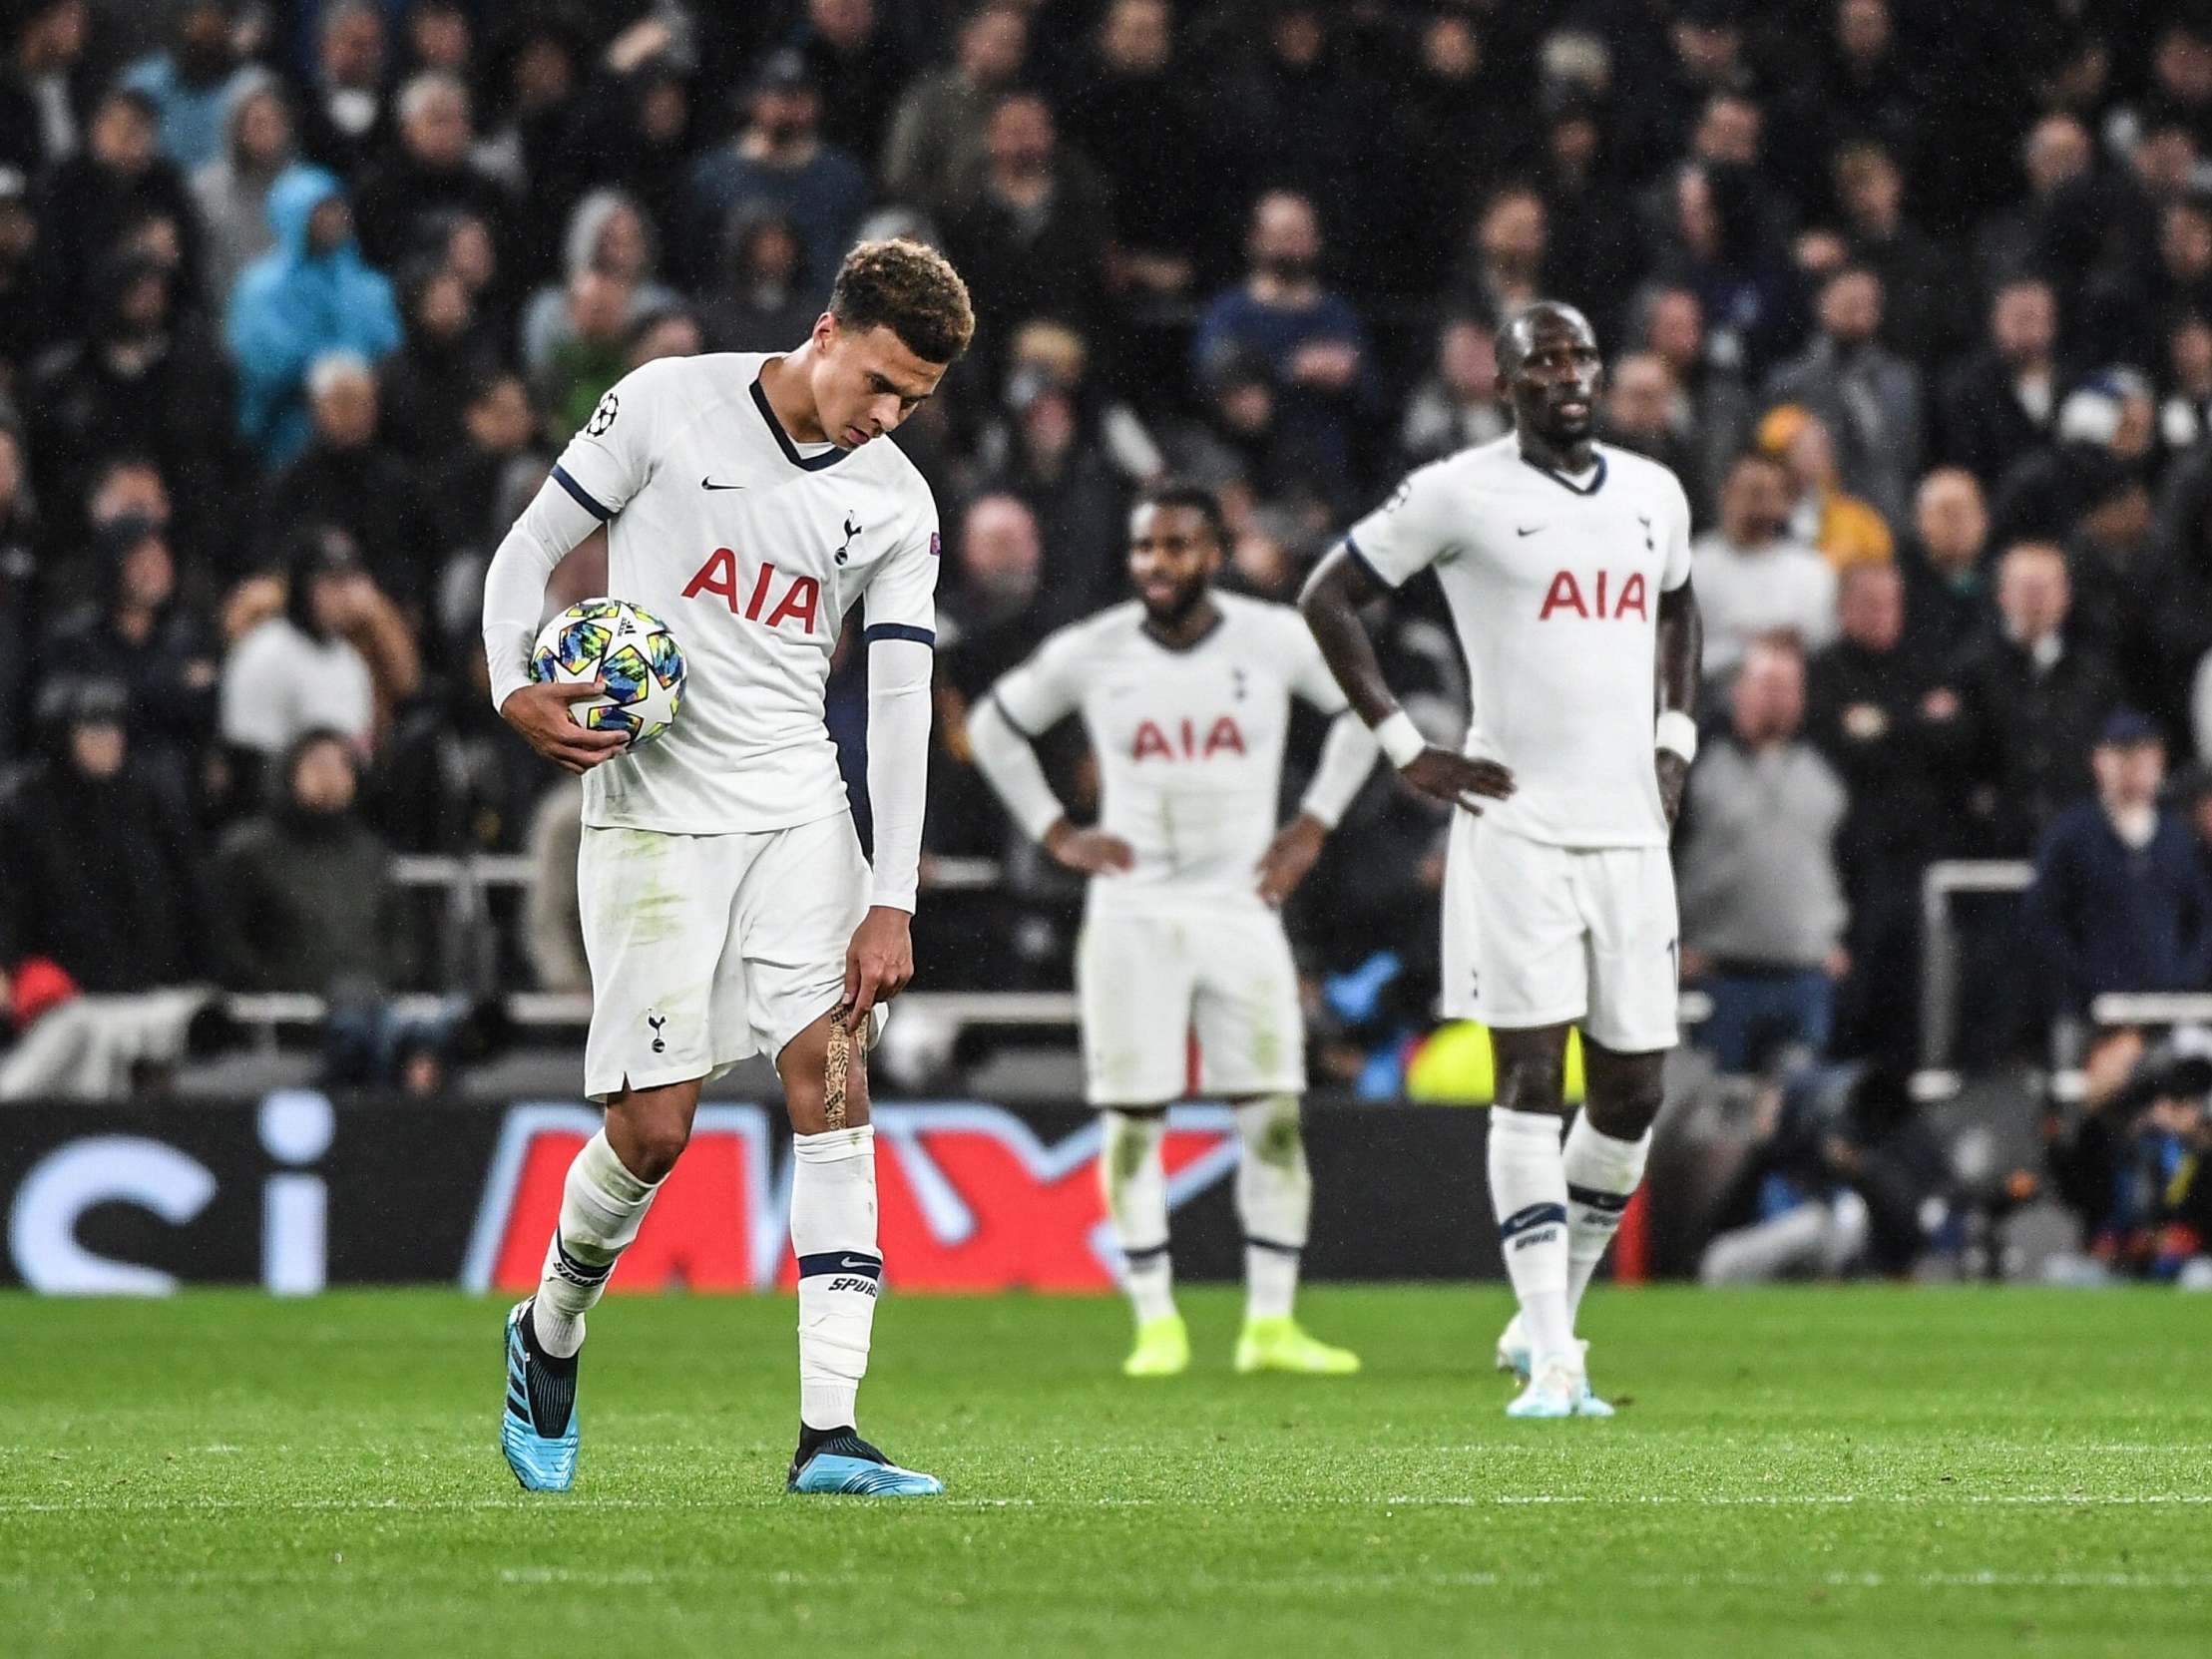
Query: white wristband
[[1655, 709, 1698, 762], [1374, 709, 1427, 769]]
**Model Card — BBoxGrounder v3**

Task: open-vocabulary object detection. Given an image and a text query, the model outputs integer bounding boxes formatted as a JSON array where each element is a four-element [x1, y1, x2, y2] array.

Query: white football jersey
[[992, 593, 1349, 910], [550, 352, 939, 834], [1347, 436, 1693, 848]]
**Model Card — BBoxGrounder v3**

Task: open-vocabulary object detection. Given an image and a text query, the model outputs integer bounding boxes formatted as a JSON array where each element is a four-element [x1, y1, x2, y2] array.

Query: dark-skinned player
[[969, 483, 1378, 1378], [1298, 302, 1703, 1416]]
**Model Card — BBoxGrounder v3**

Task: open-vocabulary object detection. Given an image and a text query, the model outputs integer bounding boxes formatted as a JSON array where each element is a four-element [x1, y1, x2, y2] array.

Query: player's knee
[[608, 1100, 692, 1181], [1495, 1057, 1568, 1117], [1586, 1060, 1665, 1138]]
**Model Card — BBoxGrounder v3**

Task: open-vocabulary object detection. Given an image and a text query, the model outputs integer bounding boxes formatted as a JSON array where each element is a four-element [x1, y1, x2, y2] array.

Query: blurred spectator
[[45, 515, 216, 808], [2030, 710, 2212, 1021], [1899, 468, 1993, 667], [523, 773, 586, 993], [2087, 190, 2212, 370], [880, 1, 1027, 211], [537, 266, 633, 441], [940, 91, 1112, 368], [191, 69, 291, 308], [1991, 370, 2157, 556], [979, 363, 1128, 622], [1679, 639, 1851, 1073], [2159, 309, 2212, 450], [546, 54, 692, 254], [1942, 542, 2121, 857], [685, 49, 869, 294], [256, 353, 437, 598], [1976, 113, 2093, 296], [930, 493, 1050, 859], [352, 70, 513, 276], [2044, 1029, 2212, 1281], [35, 85, 202, 331], [1062, 0, 1201, 297], [0, 0, 92, 177], [1192, 191, 1379, 511], [1536, 99, 1642, 340], [0, 676, 210, 996], [296, 0, 392, 180], [0, 422, 37, 754], [219, 530, 379, 769], [1832, 138, 1967, 368], [1633, 281, 1753, 522], [1453, 184, 1546, 329], [1805, 563, 1950, 1063], [2062, 462, 2160, 712], [1764, 265, 1922, 526], [213, 727, 416, 998], [379, 260, 483, 467], [521, 189, 680, 377], [120, 0, 242, 174], [1690, 450, 1836, 677], [376, 621, 540, 856], [1646, 162, 1794, 377], [1398, 316, 1508, 470], [1599, 351, 1700, 491], [426, 367, 541, 562], [27, 248, 235, 545], [976, 318, 1161, 489], [1764, 405, 1895, 571], [0, 164, 53, 389], [699, 205, 816, 353], [1937, 278, 2061, 493], [226, 165, 400, 467], [793, 0, 911, 163]]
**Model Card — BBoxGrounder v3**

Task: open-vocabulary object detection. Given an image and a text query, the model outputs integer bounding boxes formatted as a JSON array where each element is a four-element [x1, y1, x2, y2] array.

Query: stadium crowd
[[6, 0, 2212, 1186]]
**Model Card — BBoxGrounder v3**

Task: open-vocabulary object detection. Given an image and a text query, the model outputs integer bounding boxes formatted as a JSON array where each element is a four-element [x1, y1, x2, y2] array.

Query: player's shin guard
[[1233, 1094, 1310, 1321], [534, 1128, 661, 1359], [1562, 1113, 1651, 1318], [1101, 1109, 1174, 1322], [791, 1125, 881, 1433], [1488, 1107, 1574, 1367]]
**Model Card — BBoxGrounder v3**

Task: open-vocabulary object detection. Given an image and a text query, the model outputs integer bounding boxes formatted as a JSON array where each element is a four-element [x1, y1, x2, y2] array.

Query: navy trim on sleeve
[[864, 622, 937, 648], [551, 464, 614, 522], [1344, 534, 1400, 592], [989, 689, 1039, 741]]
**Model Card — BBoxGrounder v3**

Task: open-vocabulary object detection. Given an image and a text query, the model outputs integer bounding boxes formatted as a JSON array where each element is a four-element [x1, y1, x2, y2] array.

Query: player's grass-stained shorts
[[578, 814, 865, 1101], [1077, 900, 1305, 1106], [1443, 813, 1681, 1053]]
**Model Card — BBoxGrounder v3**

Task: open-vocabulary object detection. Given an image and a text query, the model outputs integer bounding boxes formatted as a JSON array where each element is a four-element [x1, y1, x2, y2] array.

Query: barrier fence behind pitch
[[0, 1096, 1677, 1296]]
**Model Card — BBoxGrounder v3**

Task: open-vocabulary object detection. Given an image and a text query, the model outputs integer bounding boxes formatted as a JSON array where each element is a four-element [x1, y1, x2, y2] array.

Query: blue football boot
[[786, 1430, 944, 1496], [501, 1300, 580, 1490]]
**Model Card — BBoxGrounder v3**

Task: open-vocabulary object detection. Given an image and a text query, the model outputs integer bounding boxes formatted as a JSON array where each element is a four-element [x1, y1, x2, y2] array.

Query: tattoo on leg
[[823, 1008, 866, 1132]]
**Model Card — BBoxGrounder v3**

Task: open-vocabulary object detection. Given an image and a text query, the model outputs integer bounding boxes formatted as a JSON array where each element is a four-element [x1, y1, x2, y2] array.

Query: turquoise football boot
[[501, 1300, 580, 1490], [787, 1430, 944, 1496]]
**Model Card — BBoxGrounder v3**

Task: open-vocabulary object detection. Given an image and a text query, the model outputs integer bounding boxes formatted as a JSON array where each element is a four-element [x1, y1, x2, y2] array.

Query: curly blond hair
[[829, 237, 976, 365]]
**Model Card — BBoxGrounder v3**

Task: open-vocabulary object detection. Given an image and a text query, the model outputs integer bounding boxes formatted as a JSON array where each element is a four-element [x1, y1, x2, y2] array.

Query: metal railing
[[1918, 859, 2032, 1069]]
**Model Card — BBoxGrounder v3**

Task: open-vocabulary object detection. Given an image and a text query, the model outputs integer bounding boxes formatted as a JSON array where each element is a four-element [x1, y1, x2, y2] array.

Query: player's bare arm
[[1654, 578, 1703, 827], [1297, 548, 1515, 813]]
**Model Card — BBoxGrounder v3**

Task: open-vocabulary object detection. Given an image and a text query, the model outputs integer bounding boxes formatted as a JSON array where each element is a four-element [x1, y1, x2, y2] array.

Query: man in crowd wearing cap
[[2029, 709, 2212, 1030], [682, 49, 871, 293]]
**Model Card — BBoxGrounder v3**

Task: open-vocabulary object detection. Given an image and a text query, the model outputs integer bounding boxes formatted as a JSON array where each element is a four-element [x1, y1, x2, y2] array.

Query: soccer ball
[[529, 598, 686, 748]]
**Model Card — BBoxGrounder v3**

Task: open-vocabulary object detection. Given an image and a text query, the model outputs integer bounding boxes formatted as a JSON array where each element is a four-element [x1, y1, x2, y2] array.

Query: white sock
[[1234, 1094, 1310, 1323], [1488, 1107, 1573, 1367], [1100, 1109, 1175, 1323], [534, 1129, 660, 1360], [791, 1125, 881, 1432], [1562, 1113, 1651, 1318]]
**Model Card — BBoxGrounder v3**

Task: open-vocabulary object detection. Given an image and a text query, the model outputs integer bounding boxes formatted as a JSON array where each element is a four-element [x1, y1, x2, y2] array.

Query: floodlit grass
[[3, 1286, 2208, 1657]]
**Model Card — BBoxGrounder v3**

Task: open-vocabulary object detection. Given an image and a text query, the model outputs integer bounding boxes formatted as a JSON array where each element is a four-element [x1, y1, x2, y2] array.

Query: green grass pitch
[[4, 1286, 2208, 1657]]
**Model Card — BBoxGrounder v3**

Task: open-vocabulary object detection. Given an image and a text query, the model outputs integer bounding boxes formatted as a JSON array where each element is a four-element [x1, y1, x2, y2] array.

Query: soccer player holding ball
[[969, 485, 1377, 1378], [1300, 303, 1703, 1417], [481, 240, 973, 1494]]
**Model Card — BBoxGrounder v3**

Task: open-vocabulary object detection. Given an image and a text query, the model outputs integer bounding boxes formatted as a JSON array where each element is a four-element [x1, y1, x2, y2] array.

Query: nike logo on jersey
[[700, 478, 745, 491], [1517, 525, 1542, 537]]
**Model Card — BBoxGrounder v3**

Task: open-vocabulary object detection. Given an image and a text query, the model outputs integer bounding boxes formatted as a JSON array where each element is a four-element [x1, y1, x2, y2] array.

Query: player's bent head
[[810, 237, 975, 446]]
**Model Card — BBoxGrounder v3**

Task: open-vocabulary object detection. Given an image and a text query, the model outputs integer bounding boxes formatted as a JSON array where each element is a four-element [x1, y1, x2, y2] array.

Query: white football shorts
[[1441, 814, 1681, 1053], [579, 813, 866, 1102], [1077, 900, 1305, 1106]]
